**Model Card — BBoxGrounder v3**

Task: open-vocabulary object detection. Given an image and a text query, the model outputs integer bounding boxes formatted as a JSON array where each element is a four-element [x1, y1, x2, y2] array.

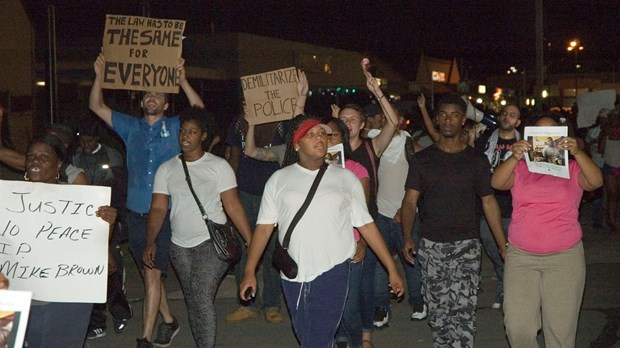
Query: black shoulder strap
[[282, 162, 328, 249], [405, 136, 415, 164], [180, 155, 209, 221]]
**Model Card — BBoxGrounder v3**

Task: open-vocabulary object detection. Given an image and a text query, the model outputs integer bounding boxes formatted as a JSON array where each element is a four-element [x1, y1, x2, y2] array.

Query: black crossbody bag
[[181, 155, 242, 264], [272, 162, 328, 278]]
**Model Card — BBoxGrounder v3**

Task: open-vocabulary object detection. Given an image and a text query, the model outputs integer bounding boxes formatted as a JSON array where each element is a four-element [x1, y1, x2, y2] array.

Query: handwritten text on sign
[[241, 67, 298, 125], [0, 180, 111, 303], [101, 14, 186, 93]]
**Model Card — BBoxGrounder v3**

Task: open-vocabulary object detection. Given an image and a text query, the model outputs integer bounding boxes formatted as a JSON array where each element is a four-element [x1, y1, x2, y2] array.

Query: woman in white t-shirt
[[143, 107, 252, 348], [239, 119, 403, 347]]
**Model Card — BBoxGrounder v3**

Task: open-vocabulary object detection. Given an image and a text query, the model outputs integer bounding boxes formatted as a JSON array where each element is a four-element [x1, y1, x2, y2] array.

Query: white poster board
[[576, 90, 616, 128], [524, 126, 570, 179], [0, 181, 110, 303], [0, 290, 32, 348]]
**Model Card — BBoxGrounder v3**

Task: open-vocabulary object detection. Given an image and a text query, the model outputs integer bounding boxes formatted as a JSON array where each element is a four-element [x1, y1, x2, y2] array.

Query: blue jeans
[[335, 260, 363, 347], [282, 260, 350, 348], [170, 239, 229, 347], [234, 191, 282, 310], [479, 217, 511, 302], [26, 302, 93, 347], [374, 214, 423, 312]]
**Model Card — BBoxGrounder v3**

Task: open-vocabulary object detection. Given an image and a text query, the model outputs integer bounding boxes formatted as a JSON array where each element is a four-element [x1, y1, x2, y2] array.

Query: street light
[[566, 39, 584, 98]]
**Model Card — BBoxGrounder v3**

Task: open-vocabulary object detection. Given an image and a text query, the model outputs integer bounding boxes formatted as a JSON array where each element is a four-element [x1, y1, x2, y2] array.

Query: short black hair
[[29, 134, 67, 164], [179, 106, 216, 150], [437, 94, 467, 114]]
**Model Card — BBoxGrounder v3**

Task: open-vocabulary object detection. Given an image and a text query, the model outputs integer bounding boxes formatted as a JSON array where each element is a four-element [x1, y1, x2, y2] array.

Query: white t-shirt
[[257, 163, 372, 282], [377, 131, 410, 217], [153, 152, 237, 248]]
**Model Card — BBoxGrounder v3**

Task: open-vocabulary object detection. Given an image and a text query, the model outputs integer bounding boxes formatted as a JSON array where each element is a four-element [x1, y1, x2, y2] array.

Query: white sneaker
[[492, 302, 502, 309], [410, 303, 427, 320], [373, 307, 389, 328]]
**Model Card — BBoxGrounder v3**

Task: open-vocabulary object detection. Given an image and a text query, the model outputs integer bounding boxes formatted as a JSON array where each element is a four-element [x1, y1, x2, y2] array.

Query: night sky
[[23, 0, 620, 80]]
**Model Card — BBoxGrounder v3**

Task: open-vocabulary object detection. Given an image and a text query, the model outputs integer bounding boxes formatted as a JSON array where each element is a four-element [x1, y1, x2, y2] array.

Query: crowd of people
[[0, 52, 612, 348]]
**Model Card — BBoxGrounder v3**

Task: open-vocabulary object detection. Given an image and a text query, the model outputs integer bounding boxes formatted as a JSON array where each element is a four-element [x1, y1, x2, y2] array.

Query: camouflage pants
[[418, 238, 481, 348]]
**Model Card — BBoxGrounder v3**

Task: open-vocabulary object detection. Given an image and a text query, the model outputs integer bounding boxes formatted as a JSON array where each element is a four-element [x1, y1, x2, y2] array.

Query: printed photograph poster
[[326, 143, 345, 169], [524, 126, 570, 179], [0, 180, 111, 303], [101, 14, 186, 93], [0, 290, 32, 348], [241, 67, 298, 126]]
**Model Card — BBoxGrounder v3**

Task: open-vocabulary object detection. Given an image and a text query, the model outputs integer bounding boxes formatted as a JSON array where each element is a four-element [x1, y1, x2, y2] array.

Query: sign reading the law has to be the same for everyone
[[0, 181, 110, 303], [101, 14, 186, 94]]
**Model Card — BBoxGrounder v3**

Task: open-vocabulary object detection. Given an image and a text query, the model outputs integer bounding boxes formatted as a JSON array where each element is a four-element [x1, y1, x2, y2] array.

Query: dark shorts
[[126, 210, 172, 273]]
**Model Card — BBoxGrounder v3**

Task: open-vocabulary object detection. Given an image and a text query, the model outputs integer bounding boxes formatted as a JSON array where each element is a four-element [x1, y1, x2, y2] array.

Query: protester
[[337, 67, 401, 347], [599, 108, 620, 232], [143, 107, 252, 347], [325, 118, 371, 348], [474, 104, 521, 309], [89, 53, 205, 348], [73, 120, 133, 339], [400, 94, 507, 347], [0, 118, 88, 185], [20, 135, 116, 348], [584, 108, 608, 229], [239, 118, 404, 347], [491, 116, 603, 347], [225, 71, 308, 325], [370, 104, 427, 327]]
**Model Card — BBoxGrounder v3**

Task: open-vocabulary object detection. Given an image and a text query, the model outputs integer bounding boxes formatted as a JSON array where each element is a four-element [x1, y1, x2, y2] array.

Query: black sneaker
[[136, 337, 153, 348], [153, 317, 180, 347], [86, 327, 106, 339], [373, 307, 389, 329], [114, 318, 129, 333]]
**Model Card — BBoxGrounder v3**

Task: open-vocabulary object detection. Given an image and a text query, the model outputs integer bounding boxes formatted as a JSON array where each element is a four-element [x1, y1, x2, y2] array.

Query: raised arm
[[418, 94, 439, 142], [491, 139, 530, 190], [176, 58, 205, 108], [293, 70, 308, 116], [366, 71, 398, 157], [243, 122, 279, 162], [89, 53, 113, 127], [563, 136, 603, 191]]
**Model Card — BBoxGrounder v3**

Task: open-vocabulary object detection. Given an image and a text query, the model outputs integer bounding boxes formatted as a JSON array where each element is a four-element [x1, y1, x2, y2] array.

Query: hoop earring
[[23, 172, 29, 181], [56, 172, 60, 182]]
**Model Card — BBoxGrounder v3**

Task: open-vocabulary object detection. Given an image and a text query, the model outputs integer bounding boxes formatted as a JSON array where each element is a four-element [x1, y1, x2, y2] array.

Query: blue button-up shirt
[[112, 111, 180, 213]]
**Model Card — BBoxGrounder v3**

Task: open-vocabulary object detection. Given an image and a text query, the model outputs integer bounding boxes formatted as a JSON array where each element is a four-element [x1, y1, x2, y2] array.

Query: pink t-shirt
[[509, 160, 583, 254], [345, 159, 369, 241]]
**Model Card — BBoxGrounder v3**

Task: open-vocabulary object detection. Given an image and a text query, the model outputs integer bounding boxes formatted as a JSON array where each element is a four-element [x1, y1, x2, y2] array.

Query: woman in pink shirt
[[491, 116, 602, 348]]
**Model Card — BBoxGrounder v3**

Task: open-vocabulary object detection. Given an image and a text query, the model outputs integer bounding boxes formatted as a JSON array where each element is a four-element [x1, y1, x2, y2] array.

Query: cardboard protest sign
[[577, 90, 616, 128], [241, 67, 298, 125], [0, 180, 110, 303], [101, 14, 186, 93]]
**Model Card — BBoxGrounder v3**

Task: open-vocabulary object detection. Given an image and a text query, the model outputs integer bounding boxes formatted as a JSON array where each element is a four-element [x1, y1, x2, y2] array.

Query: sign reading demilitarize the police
[[241, 67, 298, 125], [101, 14, 186, 93], [0, 180, 111, 303]]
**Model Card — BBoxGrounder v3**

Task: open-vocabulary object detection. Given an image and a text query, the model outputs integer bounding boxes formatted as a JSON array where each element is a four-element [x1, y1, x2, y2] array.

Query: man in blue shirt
[[89, 53, 204, 348]]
